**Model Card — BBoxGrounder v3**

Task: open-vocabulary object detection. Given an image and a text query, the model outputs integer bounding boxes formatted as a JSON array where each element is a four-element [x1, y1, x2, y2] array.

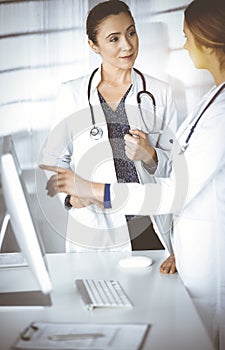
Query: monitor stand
[[0, 212, 10, 250], [0, 213, 52, 307]]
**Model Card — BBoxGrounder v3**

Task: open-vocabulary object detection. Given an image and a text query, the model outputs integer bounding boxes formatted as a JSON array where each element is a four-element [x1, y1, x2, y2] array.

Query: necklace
[[103, 81, 113, 88], [102, 81, 131, 89]]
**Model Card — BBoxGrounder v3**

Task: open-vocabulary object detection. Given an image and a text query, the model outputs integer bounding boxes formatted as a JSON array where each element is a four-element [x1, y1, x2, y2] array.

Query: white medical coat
[[111, 83, 225, 348], [42, 67, 177, 252]]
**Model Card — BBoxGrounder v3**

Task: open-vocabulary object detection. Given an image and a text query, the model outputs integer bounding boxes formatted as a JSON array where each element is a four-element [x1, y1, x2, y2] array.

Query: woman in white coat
[[41, 0, 177, 254], [41, 0, 225, 348]]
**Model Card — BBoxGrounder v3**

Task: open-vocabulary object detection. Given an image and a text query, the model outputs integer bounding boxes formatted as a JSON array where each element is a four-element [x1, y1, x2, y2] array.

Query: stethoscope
[[88, 67, 158, 140], [179, 83, 225, 154]]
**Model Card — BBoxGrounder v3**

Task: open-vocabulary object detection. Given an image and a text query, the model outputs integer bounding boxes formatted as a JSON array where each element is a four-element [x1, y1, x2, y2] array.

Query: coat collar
[[89, 65, 142, 105]]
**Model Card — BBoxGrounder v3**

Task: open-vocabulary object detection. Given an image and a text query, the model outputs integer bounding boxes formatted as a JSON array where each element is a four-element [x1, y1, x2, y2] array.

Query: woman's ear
[[202, 45, 214, 55], [88, 39, 99, 54]]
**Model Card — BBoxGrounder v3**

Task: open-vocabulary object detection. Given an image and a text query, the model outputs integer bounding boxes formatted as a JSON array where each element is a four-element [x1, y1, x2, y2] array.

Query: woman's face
[[90, 12, 139, 70], [183, 20, 208, 69]]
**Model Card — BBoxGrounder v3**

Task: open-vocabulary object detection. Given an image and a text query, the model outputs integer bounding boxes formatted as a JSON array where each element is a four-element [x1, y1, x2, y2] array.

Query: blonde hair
[[185, 0, 225, 68]]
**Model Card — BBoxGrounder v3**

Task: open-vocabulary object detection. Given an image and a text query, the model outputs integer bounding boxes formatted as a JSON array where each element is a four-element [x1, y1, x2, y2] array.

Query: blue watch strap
[[104, 184, 112, 208]]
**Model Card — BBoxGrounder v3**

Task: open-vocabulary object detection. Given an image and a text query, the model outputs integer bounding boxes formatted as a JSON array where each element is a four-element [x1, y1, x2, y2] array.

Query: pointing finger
[[39, 164, 66, 173]]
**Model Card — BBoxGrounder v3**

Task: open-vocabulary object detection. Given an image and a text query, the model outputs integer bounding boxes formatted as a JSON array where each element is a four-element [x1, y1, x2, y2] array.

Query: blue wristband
[[104, 183, 112, 208]]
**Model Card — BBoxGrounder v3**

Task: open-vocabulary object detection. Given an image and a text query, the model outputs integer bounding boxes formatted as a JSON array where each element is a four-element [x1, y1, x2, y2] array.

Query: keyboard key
[[0, 252, 27, 268], [75, 279, 133, 310]]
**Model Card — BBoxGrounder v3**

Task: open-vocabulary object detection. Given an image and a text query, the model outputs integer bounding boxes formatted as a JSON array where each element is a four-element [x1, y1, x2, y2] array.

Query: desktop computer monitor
[[0, 150, 52, 306]]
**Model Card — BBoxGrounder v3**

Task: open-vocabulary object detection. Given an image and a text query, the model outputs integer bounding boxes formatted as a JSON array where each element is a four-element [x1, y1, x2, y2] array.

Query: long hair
[[185, 0, 225, 68]]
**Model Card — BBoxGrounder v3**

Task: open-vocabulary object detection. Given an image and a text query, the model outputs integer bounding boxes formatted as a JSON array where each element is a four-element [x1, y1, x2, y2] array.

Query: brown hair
[[86, 0, 135, 45], [185, 0, 225, 68]]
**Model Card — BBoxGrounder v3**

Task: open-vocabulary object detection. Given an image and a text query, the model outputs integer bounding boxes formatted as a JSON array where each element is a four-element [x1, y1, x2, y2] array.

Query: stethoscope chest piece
[[90, 126, 103, 140]]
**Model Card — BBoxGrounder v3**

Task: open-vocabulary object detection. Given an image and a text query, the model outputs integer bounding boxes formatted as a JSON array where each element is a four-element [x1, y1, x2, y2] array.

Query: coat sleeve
[[40, 82, 77, 206], [53, 82, 78, 125], [141, 84, 177, 179], [153, 84, 177, 177], [41, 77, 86, 169]]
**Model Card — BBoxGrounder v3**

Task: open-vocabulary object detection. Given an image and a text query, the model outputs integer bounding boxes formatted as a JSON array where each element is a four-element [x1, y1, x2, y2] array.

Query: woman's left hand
[[70, 195, 92, 208], [124, 129, 157, 165], [160, 254, 177, 274]]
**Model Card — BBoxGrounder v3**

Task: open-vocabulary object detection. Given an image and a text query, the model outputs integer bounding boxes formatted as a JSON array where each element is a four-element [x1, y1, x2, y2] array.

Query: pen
[[48, 333, 104, 341], [20, 324, 39, 341]]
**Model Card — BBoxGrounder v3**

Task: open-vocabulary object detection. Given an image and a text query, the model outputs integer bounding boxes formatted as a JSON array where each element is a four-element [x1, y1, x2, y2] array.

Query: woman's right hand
[[160, 254, 177, 274], [124, 129, 157, 166]]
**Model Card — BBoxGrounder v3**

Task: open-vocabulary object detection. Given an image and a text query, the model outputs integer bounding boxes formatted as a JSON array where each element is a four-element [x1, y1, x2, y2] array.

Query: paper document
[[12, 322, 150, 350]]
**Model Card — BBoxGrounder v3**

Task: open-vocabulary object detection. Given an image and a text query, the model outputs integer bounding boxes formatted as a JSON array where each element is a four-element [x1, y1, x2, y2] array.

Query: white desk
[[0, 250, 214, 350]]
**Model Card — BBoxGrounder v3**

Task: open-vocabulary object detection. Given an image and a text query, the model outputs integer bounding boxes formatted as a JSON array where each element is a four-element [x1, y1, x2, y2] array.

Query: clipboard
[[12, 322, 150, 350]]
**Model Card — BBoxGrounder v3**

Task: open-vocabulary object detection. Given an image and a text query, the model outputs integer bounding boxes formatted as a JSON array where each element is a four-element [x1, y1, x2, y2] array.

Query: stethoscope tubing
[[180, 83, 225, 154], [87, 67, 99, 127], [88, 67, 157, 139]]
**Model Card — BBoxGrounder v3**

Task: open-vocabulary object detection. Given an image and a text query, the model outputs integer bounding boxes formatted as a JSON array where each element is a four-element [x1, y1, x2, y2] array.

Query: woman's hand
[[39, 164, 104, 206], [70, 196, 93, 208], [39, 165, 78, 197], [124, 129, 157, 166], [160, 254, 177, 274], [70, 195, 104, 209]]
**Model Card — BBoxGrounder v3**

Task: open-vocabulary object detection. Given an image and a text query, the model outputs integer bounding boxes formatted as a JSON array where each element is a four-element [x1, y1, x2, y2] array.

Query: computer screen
[[0, 152, 53, 298]]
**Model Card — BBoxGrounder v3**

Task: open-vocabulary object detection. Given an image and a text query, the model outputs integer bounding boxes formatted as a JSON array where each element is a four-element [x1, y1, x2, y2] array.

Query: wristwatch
[[64, 194, 72, 210]]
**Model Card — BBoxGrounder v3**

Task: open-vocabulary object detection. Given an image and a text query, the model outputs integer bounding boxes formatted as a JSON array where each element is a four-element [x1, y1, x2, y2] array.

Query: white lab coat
[[111, 83, 225, 348], [42, 67, 177, 252]]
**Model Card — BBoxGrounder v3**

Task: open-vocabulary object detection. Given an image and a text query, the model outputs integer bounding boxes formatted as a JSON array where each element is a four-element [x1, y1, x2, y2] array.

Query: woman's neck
[[208, 57, 225, 86], [214, 72, 225, 86], [101, 65, 132, 87]]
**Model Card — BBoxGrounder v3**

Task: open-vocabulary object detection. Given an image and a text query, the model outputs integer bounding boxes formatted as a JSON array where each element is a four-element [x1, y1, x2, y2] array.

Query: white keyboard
[[75, 279, 133, 310], [0, 252, 27, 268]]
